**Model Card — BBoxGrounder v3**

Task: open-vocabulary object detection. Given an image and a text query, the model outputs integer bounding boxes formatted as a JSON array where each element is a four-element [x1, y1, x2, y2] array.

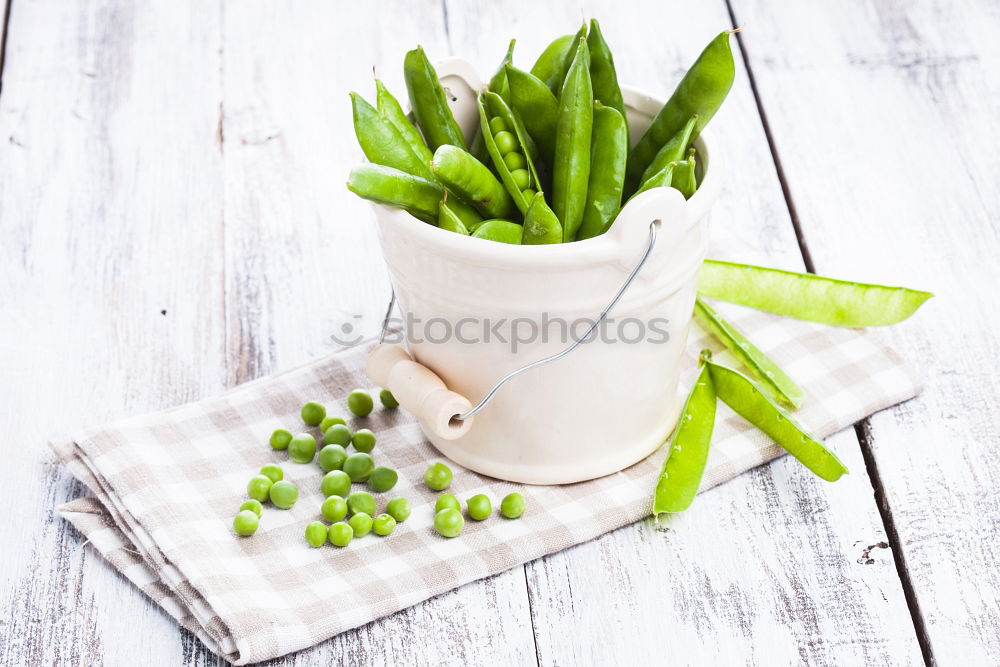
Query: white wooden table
[[2, 1, 997, 664]]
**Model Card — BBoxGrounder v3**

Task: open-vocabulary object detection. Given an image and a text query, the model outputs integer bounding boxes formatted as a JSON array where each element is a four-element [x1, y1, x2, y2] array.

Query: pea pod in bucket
[[477, 91, 543, 214]]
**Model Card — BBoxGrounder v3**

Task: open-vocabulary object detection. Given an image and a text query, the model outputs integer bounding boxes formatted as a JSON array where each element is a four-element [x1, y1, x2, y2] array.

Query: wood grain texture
[[729, 0, 1000, 662]]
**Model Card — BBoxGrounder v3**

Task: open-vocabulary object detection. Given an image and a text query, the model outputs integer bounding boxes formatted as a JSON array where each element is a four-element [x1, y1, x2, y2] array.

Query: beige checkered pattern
[[51, 289, 922, 664]]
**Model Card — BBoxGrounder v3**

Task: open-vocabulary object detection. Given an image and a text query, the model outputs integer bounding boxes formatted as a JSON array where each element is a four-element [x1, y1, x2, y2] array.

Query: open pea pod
[[478, 91, 543, 215], [698, 260, 934, 327]]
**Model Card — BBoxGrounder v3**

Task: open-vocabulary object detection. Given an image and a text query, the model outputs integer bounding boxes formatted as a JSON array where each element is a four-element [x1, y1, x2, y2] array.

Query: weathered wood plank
[[729, 0, 1000, 662]]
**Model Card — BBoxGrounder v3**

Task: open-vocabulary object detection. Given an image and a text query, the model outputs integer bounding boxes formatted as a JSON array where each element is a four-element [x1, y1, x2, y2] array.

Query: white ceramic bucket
[[367, 60, 723, 484]]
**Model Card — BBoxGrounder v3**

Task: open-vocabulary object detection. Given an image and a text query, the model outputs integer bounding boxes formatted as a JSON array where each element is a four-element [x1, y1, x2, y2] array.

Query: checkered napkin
[[50, 267, 922, 665]]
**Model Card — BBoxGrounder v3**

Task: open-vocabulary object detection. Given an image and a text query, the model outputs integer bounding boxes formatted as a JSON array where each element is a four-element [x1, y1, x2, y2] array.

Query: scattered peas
[[233, 510, 259, 536], [500, 492, 526, 519], [269, 480, 299, 509], [347, 492, 377, 516], [344, 452, 375, 482], [305, 521, 327, 548], [351, 428, 377, 453], [269, 428, 293, 451], [434, 508, 464, 538], [246, 474, 273, 502], [288, 433, 317, 464], [424, 462, 453, 491], [379, 389, 399, 409], [319, 416, 347, 432], [349, 512, 373, 537], [435, 493, 461, 513], [321, 470, 352, 498], [386, 497, 411, 522], [259, 464, 283, 483], [239, 499, 263, 518], [328, 521, 354, 547], [317, 444, 348, 472], [466, 494, 492, 521], [347, 389, 374, 417], [322, 423, 352, 447], [301, 401, 326, 426], [369, 466, 398, 493], [321, 495, 349, 522], [373, 513, 397, 536]]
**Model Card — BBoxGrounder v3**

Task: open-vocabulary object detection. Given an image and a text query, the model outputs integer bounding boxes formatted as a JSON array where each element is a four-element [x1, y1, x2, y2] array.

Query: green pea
[[471, 219, 523, 245], [503, 151, 526, 171], [435, 493, 461, 514], [372, 513, 397, 536], [305, 521, 327, 548], [351, 428, 377, 453], [424, 462, 453, 491], [347, 389, 374, 417], [268, 480, 298, 509], [246, 475, 272, 502], [321, 495, 349, 522], [349, 512, 373, 537], [233, 510, 259, 537], [347, 491, 377, 516], [434, 508, 464, 538], [343, 453, 375, 482], [319, 416, 347, 432], [509, 168, 530, 190], [379, 389, 398, 409], [346, 164, 444, 224], [288, 433, 317, 464], [386, 497, 411, 523], [239, 499, 263, 518], [494, 130, 518, 155], [466, 494, 492, 521], [269, 428, 292, 451], [259, 464, 283, 483], [317, 444, 349, 472], [321, 470, 352, 498], [431, 144, 516, 219], [300, 401, 326, 426], [369, 466, 398, 493], [489, 116, 507, 134], [500, 492, 526, 519], [322, 424, 353, 447], [328, 521, 353, 547]]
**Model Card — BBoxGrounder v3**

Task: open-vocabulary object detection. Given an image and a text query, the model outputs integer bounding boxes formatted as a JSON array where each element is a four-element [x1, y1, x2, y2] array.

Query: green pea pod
[[652, 364, 717, 515], [351, 92, 434, 180], [441, 193, 483, 230], [438, 198, 470, 235], [693, 297, 804, 408], [625, 31, 735, 192], [478, 91, 542, 214], [489, 39, 516, 104], [346, 164, 443, 223], [552, 39, 593, 242], [522, 192, 563, 245], [375, 78, 433, 165], [627, 162, 674, 204], [530, 34, 574, 94], [698, 260, 934, 327], [471, 219, 523, 244], [586, 19, 626, 143], [577, 102, 627, 240], [506, 64, 559, 166], [705, 355, 848, 482], [671, 157, 697, 199], [430, 144, 516, 219], [555, 23, 589, 96], [404, 45, 467, 151], [639, 115, 697, 188]]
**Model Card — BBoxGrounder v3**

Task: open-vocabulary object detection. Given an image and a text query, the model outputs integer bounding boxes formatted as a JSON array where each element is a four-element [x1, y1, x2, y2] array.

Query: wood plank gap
[[855, 419, 936, 667], [0, 0, 12, 97], [440, 0, 453, 53]]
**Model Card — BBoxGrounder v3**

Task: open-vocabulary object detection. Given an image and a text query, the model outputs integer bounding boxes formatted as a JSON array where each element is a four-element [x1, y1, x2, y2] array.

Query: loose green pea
[[424, 462, 453, 491], [246, 475, 272, 502], [373, 513, 397, 536], [321, 470, 352, 498], [269, 428, 293, 451], [369, 466, 398, 493], [510, 168, 530, 190], [301, 401, 326, 426], [322, 424, 352, 447], [269, 480, 298, 509], [489, 116, 507, 134], [239, 499, 263, 518], [503, 151, 526, 171], [500, 492, 526, 519], [386, 497, 411, 522], [347, 491, 377, 516], [321, 495, 349, 522], [435, 493, 461, 513], [317, 444, 348, 472], [233, 510, 259, 537], [349, 512, 373, 537], [305, 521, 327, 548], [288, 433, 317, 464], [434, 508, 464, 538], [259, 464, 283, 483], [351, 429, 377, 453], [344, 453, 375, 482], [494, 130, 518, 155], [319, 416, 347, 432], [347, 390, 374, 417], [328, 521, 354, 547], [379, 389, 398, 409], [466, 494, 492, 521]]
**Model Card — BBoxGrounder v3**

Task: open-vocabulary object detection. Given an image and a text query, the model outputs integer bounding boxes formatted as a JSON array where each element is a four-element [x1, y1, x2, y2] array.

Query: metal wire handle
[[379, 219, 660, 421]]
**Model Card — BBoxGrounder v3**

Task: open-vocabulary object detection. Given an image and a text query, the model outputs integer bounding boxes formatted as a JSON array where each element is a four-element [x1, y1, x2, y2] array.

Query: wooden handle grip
[[366, 344, 473, 440]]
